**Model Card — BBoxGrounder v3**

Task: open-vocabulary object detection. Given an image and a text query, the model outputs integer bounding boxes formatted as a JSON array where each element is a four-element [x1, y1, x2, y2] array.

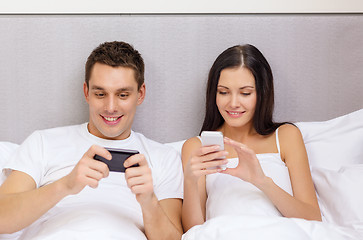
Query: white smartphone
[[201, 131, 227, 170]]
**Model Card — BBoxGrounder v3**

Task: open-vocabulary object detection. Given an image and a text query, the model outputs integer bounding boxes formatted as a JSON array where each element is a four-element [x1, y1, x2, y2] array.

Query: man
[[0, 41, 183, 239]]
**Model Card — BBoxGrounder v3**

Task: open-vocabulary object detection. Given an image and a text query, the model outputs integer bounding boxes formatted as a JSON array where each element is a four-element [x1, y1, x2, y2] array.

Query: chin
[[225, 119, 250, 128], [101, 131, 124, 139]]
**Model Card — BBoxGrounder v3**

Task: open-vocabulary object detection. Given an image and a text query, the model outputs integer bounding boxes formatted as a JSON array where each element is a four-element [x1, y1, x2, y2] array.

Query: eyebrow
[[217, 85, 255, 90], [91, 86, 135, 91]]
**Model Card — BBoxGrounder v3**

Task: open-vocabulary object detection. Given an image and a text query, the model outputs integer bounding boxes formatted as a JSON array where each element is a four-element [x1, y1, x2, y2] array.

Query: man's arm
[[0, 145, 111, 234], [124, 154, 183, 240], [0, 171, 68, 233], [141, 196, 182, 239]]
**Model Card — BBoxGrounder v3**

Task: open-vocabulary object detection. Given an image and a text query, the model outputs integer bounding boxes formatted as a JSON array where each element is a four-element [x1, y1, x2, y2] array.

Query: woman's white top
[[204, 128, 293, 220]]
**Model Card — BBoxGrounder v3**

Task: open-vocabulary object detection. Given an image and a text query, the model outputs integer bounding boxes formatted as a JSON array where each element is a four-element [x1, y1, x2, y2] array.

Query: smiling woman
[[201, 45, 285, 136], [216, 67, 257, 129], [181, 44, 321, 233]]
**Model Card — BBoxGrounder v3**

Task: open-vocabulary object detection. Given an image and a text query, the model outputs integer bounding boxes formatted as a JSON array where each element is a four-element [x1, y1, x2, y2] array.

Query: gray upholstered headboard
[[0, 14, 362, 144]]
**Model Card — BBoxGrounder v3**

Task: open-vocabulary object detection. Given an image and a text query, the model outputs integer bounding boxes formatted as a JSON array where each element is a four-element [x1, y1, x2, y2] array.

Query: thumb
[[220, 167, 234, 175]]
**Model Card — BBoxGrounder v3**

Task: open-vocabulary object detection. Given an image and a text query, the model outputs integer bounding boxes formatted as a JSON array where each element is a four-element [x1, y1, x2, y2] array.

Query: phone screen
[[94, 148, 139, 172]]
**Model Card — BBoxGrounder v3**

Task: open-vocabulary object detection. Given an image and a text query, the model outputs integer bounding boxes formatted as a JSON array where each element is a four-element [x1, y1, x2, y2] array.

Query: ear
[[137, 83, 146, 105], [83, 82, 90, 103]]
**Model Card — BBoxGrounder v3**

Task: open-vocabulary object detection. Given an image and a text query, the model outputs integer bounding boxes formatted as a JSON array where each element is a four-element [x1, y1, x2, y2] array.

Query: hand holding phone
[[201, 131, 227, 170], [94, 148, 139, 172]]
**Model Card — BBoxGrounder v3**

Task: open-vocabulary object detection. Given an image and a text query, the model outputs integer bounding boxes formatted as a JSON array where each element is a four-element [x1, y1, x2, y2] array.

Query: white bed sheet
[[182, 215, 363, 240]]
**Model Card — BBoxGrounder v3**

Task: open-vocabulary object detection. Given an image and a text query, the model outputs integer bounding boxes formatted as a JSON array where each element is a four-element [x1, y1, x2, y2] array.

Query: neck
[[87, 122, 131, 140], [219, 122, 257, 143]]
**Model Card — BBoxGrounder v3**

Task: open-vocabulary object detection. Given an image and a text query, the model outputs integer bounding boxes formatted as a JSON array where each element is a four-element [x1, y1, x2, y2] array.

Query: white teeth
[[104, 116, 119, 121], [228, 112, 240, 115]]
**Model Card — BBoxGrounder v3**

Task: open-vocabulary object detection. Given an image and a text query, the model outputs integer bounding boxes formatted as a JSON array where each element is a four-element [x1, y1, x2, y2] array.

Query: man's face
[[84, 63, 145, 140]]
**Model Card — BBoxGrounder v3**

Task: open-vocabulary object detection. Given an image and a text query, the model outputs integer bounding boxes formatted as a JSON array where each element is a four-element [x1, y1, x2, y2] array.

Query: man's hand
[[124, 154, 154, 204], [59, 145, 111, 195]]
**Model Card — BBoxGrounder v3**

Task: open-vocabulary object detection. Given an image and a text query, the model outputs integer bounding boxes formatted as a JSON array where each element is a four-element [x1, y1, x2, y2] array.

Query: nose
[[105, 96, 118, 113], [230, 93, 239, 108]]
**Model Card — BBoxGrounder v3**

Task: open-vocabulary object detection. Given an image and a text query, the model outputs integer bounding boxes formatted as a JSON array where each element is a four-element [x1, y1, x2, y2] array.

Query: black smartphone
[[94, 147, 139, 172]]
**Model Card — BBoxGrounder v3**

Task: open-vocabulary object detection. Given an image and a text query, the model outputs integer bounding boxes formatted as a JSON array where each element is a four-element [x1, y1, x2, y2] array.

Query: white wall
[[1, 0, 363, 13], [0, 14, 362, 144]]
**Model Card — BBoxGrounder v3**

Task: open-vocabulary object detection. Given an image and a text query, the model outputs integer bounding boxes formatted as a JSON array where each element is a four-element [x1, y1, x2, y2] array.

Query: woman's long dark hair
[[200, 44, 288, 135]]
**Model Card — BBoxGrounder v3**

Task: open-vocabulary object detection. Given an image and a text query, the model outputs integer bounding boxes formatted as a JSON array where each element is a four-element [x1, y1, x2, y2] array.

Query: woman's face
[[216, 67, 257, 129]]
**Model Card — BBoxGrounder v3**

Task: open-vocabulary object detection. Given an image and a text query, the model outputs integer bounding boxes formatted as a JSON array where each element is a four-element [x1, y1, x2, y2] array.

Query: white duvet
[[182, 215, 363, 240]]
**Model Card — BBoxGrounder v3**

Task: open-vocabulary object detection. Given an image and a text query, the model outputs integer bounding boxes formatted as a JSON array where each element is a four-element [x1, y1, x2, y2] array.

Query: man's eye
[[119, 93, 129, 98], [95, 93, 105, 97]]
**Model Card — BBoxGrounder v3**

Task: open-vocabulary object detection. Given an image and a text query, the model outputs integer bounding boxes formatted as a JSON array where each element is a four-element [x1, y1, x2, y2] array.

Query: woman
[[181, 44, 321, 232]]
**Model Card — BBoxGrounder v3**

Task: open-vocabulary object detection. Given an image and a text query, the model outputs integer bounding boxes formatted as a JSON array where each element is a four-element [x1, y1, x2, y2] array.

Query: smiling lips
[[101, 115, 122, 125], [226, 110, 245, 118]]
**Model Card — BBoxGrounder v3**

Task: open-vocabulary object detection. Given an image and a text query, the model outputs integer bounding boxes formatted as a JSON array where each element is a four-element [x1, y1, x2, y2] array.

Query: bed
[[0, 13, 363, 239], [1, 109, 362, 239]]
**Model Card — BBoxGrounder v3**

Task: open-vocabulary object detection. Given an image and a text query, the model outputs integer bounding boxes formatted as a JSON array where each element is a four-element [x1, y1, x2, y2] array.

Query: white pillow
[[0, 142, 18, 168], [296, 108, 363, 170], [0, 141, 19, 184], [312, 165, 363, 229], [296, 108, 363, 228]]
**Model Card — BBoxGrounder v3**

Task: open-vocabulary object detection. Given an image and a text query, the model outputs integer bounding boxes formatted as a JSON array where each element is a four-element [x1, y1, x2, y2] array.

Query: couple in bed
[[0, 41, 321, 239]]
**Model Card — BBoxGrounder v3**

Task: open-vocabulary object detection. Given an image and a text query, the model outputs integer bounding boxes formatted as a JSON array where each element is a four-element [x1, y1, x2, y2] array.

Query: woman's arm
[[271, 124, 321, 220], [181, 137, 228, 232], [223, 125, 321, 221]]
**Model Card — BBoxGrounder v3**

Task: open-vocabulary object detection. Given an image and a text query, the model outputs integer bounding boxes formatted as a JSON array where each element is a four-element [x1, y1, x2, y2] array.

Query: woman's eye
[[218, 91, 228, 95], [242, 92, 251, 96]]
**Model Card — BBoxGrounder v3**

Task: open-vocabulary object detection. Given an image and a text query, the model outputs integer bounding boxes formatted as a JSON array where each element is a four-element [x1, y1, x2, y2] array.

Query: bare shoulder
[[181, 137, 202, 165], [277, 124, 306, 163], [182, 136, 202, 153], [278, 123, 303, 142]]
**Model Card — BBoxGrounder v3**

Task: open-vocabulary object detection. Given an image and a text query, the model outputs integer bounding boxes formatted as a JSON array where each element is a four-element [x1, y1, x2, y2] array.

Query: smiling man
[[0, 41, 183, 240]]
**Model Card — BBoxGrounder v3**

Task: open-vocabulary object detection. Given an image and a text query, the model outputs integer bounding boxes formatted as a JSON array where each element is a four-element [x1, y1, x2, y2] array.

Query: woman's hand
[[184, 145, 228, 183], [222, 137, 266, 185]]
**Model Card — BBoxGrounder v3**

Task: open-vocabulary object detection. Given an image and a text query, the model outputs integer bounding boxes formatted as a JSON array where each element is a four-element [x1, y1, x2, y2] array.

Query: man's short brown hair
[[85, 41, 144, 89]]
